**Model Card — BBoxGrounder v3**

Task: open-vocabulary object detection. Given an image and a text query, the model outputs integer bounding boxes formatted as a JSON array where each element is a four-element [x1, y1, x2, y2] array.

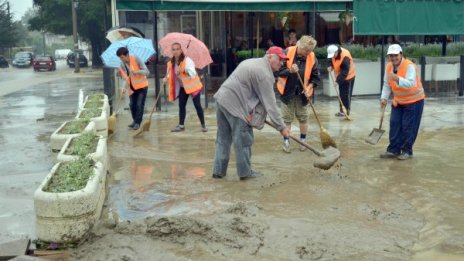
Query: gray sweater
[[214, 57, 286, 131]]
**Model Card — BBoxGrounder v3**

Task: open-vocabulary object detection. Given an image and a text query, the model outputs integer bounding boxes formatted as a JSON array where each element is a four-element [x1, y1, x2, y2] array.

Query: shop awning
[[353, 0, 464, 35], [116, 0, 349, 11]]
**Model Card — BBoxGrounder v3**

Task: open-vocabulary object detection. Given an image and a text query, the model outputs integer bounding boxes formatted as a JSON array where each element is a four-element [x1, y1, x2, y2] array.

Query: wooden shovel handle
[[265, 120, 322, 156], [296, 72, 322, 129], [379, 104, 386, 130]]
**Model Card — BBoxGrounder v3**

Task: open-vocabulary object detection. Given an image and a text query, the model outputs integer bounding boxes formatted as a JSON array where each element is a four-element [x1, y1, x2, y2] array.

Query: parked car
[[12, 52, 34, 68], [32, 55, 56, 71], [0, 55, 8, 68], [66, 51, 88, 67]]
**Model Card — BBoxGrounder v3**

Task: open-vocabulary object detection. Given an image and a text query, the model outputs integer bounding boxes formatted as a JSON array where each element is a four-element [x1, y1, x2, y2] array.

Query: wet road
[[0, 67, 463, 260], [0, 63, 101, 244]]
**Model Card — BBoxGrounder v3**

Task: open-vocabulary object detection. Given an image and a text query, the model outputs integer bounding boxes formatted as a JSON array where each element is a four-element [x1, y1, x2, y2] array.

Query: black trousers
[[129, 87, 147, 125], [178, 87, 205, 126], [338, 77, 355, 114]]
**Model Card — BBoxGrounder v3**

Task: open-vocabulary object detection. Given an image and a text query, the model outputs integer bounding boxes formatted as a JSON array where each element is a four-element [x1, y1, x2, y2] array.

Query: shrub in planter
[[81, 93, 110, 118], [57, 132, 108, 172], [76, 106, 108, 137], [50, 119, 95, 152], [34, 159, 106, 242], [236, 49, 266, 63]]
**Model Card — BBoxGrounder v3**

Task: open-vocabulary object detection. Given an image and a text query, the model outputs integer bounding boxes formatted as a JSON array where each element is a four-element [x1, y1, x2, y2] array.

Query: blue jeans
[[387, 99, 424, 155], [212, 104, 254, 178], [129, 87, 147, 125]]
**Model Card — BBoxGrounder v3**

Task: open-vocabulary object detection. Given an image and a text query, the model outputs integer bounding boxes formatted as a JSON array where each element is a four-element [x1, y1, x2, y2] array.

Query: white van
[[54, 49, 72, 60]]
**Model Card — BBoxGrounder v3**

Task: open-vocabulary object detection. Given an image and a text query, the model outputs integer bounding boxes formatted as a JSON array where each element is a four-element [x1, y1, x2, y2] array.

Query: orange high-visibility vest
[[119, 55, 149, 91], [276, 46, 316, 97], [387, 58, 425, 107], [332, 47, 356, 80], [167, 59, 203, 102]]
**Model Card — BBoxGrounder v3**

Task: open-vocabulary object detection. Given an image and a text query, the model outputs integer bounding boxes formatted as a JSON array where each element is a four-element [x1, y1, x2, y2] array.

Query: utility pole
[[42, 31, 46, 55], [72, 0, 80, 73]]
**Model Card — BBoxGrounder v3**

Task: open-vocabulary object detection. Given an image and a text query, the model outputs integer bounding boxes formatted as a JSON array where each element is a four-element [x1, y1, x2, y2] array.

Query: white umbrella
[[106, 26, 144, 43]]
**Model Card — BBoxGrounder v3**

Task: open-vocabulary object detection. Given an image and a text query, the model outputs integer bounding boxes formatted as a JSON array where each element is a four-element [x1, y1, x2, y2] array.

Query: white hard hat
[[327, 45, 338, 58], [387, 44, 402, 55]]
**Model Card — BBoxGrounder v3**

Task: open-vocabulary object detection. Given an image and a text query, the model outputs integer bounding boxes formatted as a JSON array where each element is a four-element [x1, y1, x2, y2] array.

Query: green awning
[[116, 0, 349, 11], [354, 0, 464, 35]]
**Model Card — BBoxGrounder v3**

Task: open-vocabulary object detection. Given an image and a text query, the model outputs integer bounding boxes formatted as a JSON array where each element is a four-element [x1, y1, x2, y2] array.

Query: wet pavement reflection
[[0, 69, 463, 260]]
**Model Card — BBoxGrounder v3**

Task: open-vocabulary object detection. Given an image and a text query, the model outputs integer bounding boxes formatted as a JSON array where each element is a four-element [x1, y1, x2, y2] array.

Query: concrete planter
[[76, 108, 108, 137], [57, 135, 108, 172], [81, 94, 110, 118], [34, 162, 106, 243], [50, 121, 95, 152]]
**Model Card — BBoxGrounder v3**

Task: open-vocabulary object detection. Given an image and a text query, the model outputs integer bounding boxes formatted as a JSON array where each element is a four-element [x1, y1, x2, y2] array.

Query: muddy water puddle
[[94, 101, 464, 260]]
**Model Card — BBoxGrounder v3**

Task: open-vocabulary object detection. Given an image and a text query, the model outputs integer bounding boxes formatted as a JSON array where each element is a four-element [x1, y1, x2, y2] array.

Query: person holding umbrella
[[212, 46, 290, 181], [380, 44, 425, 160], [163, 42, 207, 132], [117, 47, 150, 130]]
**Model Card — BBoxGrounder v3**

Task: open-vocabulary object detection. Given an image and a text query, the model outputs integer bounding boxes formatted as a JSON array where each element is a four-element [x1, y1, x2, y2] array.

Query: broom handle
[[265, 120, 322, 156], [148, 86, 163, 118], [329, 72, 347, 109], [296, 72, 322, 129], [114, 89, 123, 114]]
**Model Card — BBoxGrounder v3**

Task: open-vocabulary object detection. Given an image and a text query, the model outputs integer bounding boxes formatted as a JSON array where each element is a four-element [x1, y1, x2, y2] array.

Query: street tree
[[0, 0, 20, 51], [30, 0, 110, 66]]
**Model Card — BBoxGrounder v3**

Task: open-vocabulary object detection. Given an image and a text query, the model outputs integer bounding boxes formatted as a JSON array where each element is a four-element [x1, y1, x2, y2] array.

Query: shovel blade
[[313, 146, 341, 170], [365, 128, 385, 145]]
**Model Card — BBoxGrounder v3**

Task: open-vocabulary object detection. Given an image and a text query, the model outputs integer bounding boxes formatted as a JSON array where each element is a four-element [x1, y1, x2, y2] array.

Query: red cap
[[266, 46, 289, 60]]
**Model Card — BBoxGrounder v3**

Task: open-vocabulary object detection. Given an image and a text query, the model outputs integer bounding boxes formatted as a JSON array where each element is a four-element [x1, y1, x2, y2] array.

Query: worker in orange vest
[[163, 43, 207, 132], [327, 45, 356, 117], [380, 44, 425, 160], [276, 35, 320, 153], [117, 47, 149, 130]]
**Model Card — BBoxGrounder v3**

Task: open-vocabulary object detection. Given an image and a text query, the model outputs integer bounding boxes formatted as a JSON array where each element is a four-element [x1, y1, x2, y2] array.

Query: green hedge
[[314, 43, 464, 61], [236, 49, 266, 61], [235, 43, 463, 63]]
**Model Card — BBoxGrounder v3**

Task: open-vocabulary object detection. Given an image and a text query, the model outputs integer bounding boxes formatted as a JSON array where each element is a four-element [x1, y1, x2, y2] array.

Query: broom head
[[320, 127, 337, 149], [133, 119, 151, 137], [108, 113, 117, 134]]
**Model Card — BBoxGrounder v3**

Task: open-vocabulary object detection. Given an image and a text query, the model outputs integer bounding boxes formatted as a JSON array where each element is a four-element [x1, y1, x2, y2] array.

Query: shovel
[[365, 105, 386, 145], [265, 120, 340, 170]]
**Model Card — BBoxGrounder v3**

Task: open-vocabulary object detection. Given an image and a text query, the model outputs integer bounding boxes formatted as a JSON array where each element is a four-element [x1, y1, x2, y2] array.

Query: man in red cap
[[212, 46, 290, 181]]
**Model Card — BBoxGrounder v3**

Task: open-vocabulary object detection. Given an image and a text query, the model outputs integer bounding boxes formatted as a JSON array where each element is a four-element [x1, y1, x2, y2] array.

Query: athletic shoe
[[171, 125, 185, 132], [299, 138, 307, 151], [397, 153, 413, 160], [282, 139, 291, 153], [379, 151, 398, 159]]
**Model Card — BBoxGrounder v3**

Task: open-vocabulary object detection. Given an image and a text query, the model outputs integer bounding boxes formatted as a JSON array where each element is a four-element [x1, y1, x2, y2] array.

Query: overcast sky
[[9, 0, 33, 20]]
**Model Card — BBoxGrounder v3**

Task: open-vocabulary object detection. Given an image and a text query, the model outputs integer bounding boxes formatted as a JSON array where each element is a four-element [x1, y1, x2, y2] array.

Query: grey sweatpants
[[212, 104, 254, 178]]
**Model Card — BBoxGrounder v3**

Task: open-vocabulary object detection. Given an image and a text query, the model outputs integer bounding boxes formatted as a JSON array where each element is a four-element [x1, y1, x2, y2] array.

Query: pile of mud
[[71, 200, 423, 261], [71, 203, 265, 260]]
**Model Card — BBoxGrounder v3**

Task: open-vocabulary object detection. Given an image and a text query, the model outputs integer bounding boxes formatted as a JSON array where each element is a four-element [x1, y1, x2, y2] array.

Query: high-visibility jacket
[[167, 59, 203, 102], [119, 55, 149, 91], [332, 47, 356, 81], [276, 46, 316, 97], [387, 58, 425, 107]]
